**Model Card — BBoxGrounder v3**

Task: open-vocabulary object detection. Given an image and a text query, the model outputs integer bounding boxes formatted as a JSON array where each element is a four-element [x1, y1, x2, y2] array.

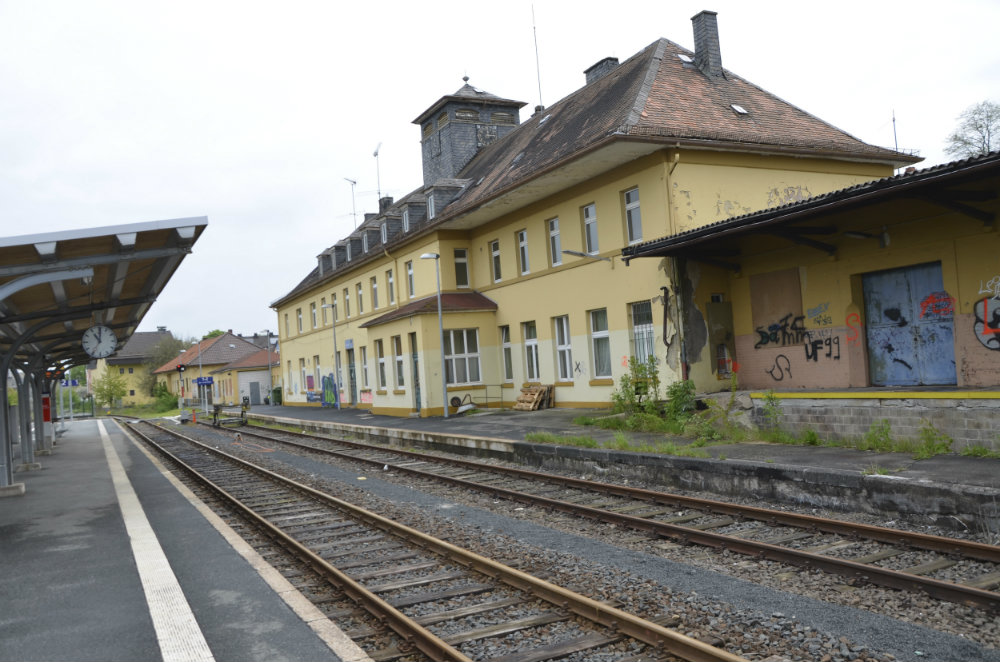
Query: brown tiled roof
[[210, 347, 280, 373], [106, 329, 173, 365], [153, 332, 260, 373], [359, 292, 497, 328]]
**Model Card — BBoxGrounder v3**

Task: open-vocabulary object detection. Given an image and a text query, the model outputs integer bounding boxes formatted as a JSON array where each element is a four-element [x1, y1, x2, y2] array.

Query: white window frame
[[310, 303, 317, 328], [402, 209, 410, 232], [284, 313, 289, 337], [313, 354, 321, 387], [360, 346, 369, 388], [406, 261, 414, 298], [548, 218, 561, 267], [625, 187, 642, 244], [356, 283, 364, 314], [393, 335, 405, 388], [500, 325, 513, 382], [554, 315, 572, 381], [331, 294, 338, 321], [454, 248, 469, 288], [427, 196, 436, 219], [321, 297, 327, 325], [380, 222, 387, 244], [630, 300, 655, 361], [444, 329, 481, 386], [387, 269, 395, 304], [346, 242, 352, 261], [343, 288, 350, 317], [590, 309, 612, 378], [362, 233, 369, 253], [517, 229, 529, 275], [523, 321, 539, 381], [376, 340, 387, 389], [490, 239, 501, 282], [296, 308, 303, 333], [583, 203, 598, 254], [371, 277, 379, 309], [299, 358, 307, 392]]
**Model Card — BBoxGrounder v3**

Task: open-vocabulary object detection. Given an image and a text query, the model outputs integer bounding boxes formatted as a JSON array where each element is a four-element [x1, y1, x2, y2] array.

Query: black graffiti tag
[[754, 313, 808, 349], [804, 336, 841, 362], [765, 354, 792, 381]]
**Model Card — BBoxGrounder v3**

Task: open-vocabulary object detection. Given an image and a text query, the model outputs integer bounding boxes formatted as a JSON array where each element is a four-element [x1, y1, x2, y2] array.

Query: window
[[444, 329, 481, 385], [583, 203, 598, 254], [376, 340, 387, 389], [523, 322, 539, 381], [310, 303, 317, 328], [455, 108, 478, 121], [500, 325, 513, 382], [321, 297, 327, 324], [387, 269, 395, 304], [590, 309, 612, 378], [490, 240, 502, 282], [624, 187, 642, 244], [454, 248, 469, 288], [630, 300, 655, 361], [360, 346, 369, 388], [284, 313, 289, 337], [129, 389, 135, 396], [380, 222, 387, 244], [332, 294, 338, 321], [517, 229, 529, 275], [119, 368, 125, 375], [402, 209, 410, 232], [335, 351, 342, 390], [371, 277, 379, 309], [313, 354, 320, 387], [299, 358, 307, 392], [406, 261, 414, 298], [392, 335, 405, 388], [346, 242, 352, 261], [343, 288, 350, 317], [554, 315, 572, 381], [427, 196, 436, 219], [356, 283, 364, 313], [548, 218, 561, 266], [296, 308, 303, 333], [362, 234, 369, 253], [492, 111, 515, 124], [128, 367, 134, 374], [286, 361, 292, 391], [437, 111, 449, 127]]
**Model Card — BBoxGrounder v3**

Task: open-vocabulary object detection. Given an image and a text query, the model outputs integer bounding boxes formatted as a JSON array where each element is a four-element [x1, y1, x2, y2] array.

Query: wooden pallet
[[513, 385, 554, 411]]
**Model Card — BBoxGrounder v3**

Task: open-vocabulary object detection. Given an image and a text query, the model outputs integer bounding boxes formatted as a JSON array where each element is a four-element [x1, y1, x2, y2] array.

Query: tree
[[203, 329, 224, 339], [93, 366, 128, 408], [139, 335, 190, 395], [945, 100, 1000, 159]]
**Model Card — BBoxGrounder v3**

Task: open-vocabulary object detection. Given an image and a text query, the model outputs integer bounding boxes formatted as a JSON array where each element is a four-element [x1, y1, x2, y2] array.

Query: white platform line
[[98, 420, 215, 662]]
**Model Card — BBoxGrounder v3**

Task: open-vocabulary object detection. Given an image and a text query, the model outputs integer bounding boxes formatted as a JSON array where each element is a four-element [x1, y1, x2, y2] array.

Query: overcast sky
[[3, 0, 999, 342]]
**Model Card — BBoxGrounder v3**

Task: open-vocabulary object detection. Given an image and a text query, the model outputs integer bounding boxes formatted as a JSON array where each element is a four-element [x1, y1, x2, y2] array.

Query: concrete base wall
[[752, 397, 1000, 450]]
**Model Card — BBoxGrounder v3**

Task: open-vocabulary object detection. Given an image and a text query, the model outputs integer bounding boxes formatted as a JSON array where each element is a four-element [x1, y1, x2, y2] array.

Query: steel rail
[[239, 422, 1000, 563], [137, 421, 747, 662], [234, 423, 1000, 612], [125, 421, 472, 662]]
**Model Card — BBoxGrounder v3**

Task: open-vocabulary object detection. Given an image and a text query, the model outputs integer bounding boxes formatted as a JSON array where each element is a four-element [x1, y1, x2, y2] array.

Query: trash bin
[[271, 387, 282, 405]]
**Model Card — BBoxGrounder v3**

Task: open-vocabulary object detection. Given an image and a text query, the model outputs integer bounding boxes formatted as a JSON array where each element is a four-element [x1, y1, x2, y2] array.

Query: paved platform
[[247, 403, 1000, 489], [0, 419, 360, 662]]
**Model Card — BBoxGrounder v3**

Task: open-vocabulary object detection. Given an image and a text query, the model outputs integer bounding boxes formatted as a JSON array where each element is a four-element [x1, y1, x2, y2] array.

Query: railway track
[[125, 419, 746, 662], [222, 421, 1000, 613]]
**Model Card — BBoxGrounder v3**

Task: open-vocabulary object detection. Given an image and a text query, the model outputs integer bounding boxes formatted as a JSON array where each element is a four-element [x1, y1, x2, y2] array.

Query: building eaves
[[359, 291, 498, 328]]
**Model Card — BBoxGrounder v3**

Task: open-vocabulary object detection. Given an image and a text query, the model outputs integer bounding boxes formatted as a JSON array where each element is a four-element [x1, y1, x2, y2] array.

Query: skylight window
[[677, 53, 694, 63], [731, 104, 749, 115]]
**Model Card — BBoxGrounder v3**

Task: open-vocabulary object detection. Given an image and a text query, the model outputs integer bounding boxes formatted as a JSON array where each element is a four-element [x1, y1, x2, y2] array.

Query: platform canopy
[[0, 217, 208, 376]]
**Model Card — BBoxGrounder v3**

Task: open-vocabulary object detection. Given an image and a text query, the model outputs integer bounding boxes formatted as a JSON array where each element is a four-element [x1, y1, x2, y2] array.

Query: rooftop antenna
[[373, 142, 382, 203], [344, 177, 358, 228], [532, 4, 544, 110], [892, 109, 899, 152]]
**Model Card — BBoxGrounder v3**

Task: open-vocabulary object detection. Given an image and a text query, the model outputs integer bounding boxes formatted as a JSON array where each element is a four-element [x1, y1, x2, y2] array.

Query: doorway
[[862, 262, 956, 386], [409, 332, 420, 414]]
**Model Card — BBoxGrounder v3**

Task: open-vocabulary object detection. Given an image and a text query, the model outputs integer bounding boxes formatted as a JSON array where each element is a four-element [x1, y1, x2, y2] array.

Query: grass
[[961, 443, 1000, 459], [102, 404, 181, 419], [524, 432, 600, 448], [862, 463, 890, 476]]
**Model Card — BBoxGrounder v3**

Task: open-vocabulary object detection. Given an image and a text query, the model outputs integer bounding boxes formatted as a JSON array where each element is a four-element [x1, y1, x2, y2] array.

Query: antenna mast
[[892, 109, 898, 152], [344, 178, 357, 228], [373, 142, 382, 203], [532, 5, 543, 109]]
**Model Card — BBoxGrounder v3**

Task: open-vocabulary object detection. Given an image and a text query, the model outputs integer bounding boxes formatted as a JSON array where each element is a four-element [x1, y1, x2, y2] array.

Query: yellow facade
[[275, 149, 894, 416], [95, 359, 154, 406]]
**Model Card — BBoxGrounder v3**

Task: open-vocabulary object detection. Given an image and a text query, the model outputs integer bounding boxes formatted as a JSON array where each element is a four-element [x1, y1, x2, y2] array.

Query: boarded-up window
[[455, 108, 478, 121]]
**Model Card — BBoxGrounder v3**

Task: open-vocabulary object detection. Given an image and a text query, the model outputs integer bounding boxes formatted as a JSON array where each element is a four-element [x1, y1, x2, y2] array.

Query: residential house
[[90, 326, 173, 406], [153, 332, 261, 406], [210, 346, 281, 406]]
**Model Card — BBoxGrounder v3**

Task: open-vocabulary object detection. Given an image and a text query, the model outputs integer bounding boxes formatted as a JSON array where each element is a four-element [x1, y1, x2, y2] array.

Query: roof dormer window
[[427, 196, 436, 220], [380, 222, 387, 243], [362, 234, 369, 252], [346, 243, 352, 261], [402, 208, 410, 232]]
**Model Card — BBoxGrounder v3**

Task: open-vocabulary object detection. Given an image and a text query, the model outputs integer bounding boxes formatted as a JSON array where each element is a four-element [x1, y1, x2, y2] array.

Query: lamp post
[[420, 253, 448, 418], [320, 303, 340, 409], [259, 330, 273, 404]]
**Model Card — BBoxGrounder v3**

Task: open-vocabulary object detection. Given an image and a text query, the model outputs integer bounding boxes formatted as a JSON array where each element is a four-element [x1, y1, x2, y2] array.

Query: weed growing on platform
[[913, 421, 953, 459], [573, 415, 597, 426], [758, 390, 794, 443], [961, 443, 1000, 459], [612, 356, 662, 416], [858, 419, 894, 451], [524, 431, 599, 448], [862, 463, 889, 475], [800, 429, 821, 446]]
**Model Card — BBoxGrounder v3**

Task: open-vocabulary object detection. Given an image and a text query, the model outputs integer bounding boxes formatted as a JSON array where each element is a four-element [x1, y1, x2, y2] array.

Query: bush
[[611, 356, 662, 416], [153, 383, 178, 413], [664, 379, 696, 424]]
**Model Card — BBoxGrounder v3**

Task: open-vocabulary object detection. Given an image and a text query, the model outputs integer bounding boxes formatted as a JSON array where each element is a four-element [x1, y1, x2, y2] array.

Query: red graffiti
[[846, 313, 862, 346], [919, 291, 955, 319]]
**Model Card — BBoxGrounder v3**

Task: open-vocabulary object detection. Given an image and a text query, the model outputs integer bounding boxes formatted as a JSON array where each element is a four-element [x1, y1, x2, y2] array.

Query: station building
[[153, 331, 261, 407], [271, 11, 917, 417], [89, 326, 174, 406]]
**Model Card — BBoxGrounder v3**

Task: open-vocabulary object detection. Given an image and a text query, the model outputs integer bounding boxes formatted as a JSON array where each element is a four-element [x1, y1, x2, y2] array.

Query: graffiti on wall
[[919, 291, 955, 319], [754, 313, 808, 349], [974, 297, 1000, 350], [805, 336, 841, 362], [846, 313, 862, 346], [979, 275, 1000, 300], [806, 301, 832, 326], [765, 354, 792, 381]]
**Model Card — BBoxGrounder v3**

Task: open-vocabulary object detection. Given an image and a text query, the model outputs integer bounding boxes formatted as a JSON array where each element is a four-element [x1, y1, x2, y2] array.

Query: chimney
[[584, 57, 619, 85], [379, 196, 394, 213], [692, 10, 723, 78]]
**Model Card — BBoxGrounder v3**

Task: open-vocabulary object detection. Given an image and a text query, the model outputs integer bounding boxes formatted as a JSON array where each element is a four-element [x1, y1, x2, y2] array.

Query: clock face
[[82, 325, 118, 359]]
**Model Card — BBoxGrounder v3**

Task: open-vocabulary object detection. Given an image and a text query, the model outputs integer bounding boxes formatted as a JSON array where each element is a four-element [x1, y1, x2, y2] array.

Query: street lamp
[[320, 303, 340, 409], [420, 252, 448, 418], [259, 330, 273, 403]]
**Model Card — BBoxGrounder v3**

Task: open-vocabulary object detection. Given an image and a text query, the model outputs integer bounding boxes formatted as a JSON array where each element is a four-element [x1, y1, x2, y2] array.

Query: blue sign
[[344, 339, 353, 349], [60, 379, 80, 387], [195, 377, 214, 386]]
